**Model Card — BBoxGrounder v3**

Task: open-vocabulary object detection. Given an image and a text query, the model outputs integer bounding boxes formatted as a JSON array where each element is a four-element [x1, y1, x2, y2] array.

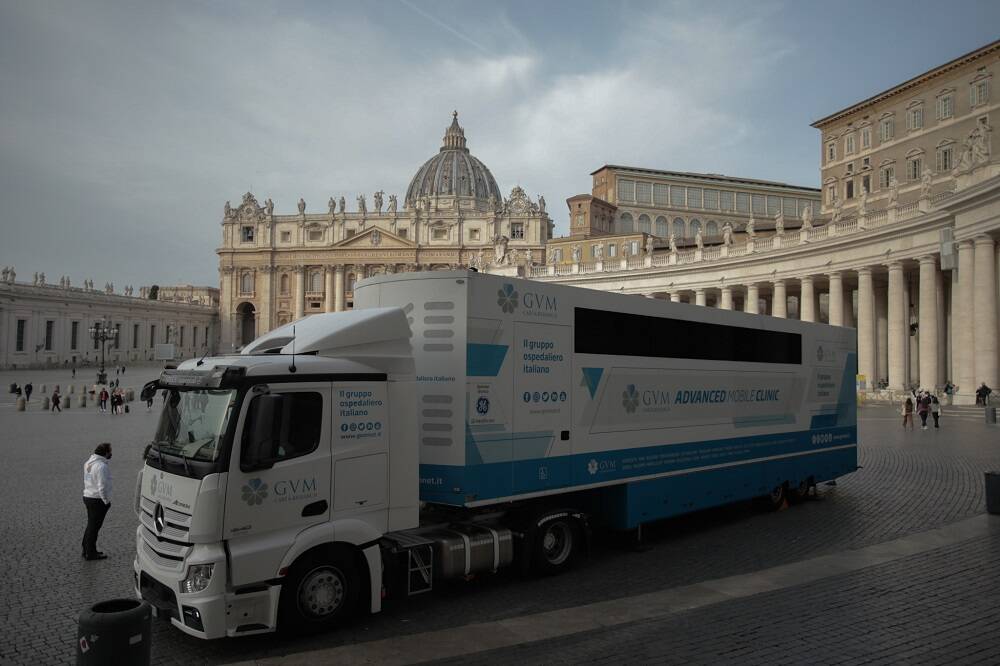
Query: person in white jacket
[[82, 443, 113, 560]]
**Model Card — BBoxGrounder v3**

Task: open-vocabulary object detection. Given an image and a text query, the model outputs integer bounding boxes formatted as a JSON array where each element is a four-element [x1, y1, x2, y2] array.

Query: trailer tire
[[756, 484, 787, 511], [531, 516, 579, 575], [788, 478, 812, 504], [279, 548, 359, 634]]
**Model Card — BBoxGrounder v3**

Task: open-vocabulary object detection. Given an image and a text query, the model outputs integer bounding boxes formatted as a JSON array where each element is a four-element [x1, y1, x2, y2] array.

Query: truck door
[[223, 382, 332, 586], [513, 322, 573, 494]]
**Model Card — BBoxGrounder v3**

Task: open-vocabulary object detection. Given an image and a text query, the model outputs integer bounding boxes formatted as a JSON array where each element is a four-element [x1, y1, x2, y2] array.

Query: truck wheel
[[788, 478, 811, 504], [758, 484, 787, 511], [532, 517, 578, 575], [279, 551, 358, 634]]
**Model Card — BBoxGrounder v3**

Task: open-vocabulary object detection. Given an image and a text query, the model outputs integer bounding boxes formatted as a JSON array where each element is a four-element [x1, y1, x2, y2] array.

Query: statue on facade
[[32, 272, 39, 285], [831, 197, 843, 223], [645, 236, 655, 257], [722, 221, 734, 245], [266, 198, 274, 217], [538, 195, 546, 213], [920, 167, 934, 198], [488, 193, 497, 212], [745, 215, 756, 238], [887, 178, 899, 207], [857, 187, 868, 216], [571, 245, 582, 263], [224, 201, 232, 219], [297, 198, 306, 214], [801, 205, 813, 230], [511, 248, 523, 265], [357, 194, 367, 216], [774, 210, 785, 235], [594, 243, 604, 261], [388, 194, 398, 214], [972, 117, 992, 164], [328, 197, 336, 215], [374, 190, 384, 215], [621, 241, 630, 257], [8, 267, 13, 283], [493, 234, 509, 265], [547, 250, 556, 265], [695, 229, 704, 249], [338, 196, 346, 214], [1, 267, 8, 282], [59, 276, 65, 288]]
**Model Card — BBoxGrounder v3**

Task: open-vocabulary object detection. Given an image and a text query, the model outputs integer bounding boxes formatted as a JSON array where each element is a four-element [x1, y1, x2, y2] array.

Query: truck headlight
[[179, 564, 214, 594]]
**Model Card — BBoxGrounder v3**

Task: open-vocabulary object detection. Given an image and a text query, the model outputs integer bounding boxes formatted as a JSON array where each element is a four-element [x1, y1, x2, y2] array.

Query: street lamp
[[88, 318, 118, 385]]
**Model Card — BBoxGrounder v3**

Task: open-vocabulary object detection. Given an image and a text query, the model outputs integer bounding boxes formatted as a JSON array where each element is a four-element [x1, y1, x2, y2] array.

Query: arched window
[[689, 219, 701, 237], [240, 272, 254, 294], [638, 214, 651, 234], [672, 218, 685, 238], [655, 216, 669, 237], [310, 271, 323, 292], [619, 212, 634, 233], [347, 273, 356, 292], [706, 220, 719, 237], [280, 274, 289, 295]]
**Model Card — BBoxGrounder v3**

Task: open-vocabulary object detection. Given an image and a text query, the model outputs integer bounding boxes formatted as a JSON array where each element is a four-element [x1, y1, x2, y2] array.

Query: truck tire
[[756, 484, 787, 511], [531, 516, 579, 575], [787, 477, 812, 504], [279, 550, 359, 634]]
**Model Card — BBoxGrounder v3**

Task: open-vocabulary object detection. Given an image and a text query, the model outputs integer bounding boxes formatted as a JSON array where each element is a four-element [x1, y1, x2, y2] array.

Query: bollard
[[16, 397, 26, 411], [41, 384, 47, 394], [63, 395, 71, 410], [69, 385, 76, 394], [79, 394, 87, 408], [42, 396, 50, 410], [987, 407, 997, 425], [76, 598, 152, 666], [987, 472, 1000, 515], [125, 388, 134, 402]]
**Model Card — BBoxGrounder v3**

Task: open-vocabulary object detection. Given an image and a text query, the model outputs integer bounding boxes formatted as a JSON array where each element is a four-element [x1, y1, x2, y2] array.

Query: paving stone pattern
[[0, 367, 998, 664], [436, 533, 1000, 666]]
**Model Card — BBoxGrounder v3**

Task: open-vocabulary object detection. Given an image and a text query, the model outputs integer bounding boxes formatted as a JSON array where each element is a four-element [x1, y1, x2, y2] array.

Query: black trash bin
[[77, 598, 152, 666], [986, 407, 997, 425], [988, 472, 1000, 516]]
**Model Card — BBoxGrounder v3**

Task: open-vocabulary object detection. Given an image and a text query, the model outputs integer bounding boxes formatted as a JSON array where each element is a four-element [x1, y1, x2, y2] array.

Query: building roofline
[[589, 164, 820, 193], [810, 39, 1000, 129]]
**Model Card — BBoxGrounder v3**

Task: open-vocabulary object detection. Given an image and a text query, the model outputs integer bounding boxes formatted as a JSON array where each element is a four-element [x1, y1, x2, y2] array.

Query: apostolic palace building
[[540, 39, 1000, 405]]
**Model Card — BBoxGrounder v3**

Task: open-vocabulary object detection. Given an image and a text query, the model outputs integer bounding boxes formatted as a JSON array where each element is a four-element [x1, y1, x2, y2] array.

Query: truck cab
[[134, 307, 418, 638]]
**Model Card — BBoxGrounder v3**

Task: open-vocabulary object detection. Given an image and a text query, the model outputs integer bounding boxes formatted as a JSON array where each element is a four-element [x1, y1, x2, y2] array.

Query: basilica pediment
[[333, 227, 416, 248]]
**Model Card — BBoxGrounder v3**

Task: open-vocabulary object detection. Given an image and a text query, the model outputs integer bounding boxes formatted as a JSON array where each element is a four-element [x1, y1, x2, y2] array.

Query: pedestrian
[[902, 397, 914, 429], [98, 387, 109, 413], [917, 391, 931, 430], [115, 367, 119, 377], [121, 365, 125, 375], [82, 443, 112, 560], [72, 366, 76, 379], [146, 391, 154, 411], [161, 389, 168, 404], [51, 386, 62, 413], [930, 394, 941, 428], [944, 381, 954, 405], [24, 382, 33, 402]]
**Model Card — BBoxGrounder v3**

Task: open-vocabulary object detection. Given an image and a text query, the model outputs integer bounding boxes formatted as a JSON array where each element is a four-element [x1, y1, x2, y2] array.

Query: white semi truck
[[134, 270, 858, 639]]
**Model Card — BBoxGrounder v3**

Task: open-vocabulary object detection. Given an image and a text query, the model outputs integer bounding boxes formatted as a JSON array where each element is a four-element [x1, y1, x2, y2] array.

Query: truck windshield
[[153, 389, 236, 463]]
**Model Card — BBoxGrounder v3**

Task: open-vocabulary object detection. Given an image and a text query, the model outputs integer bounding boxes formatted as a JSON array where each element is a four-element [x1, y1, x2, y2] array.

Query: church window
[[672, 218, 684, 238], [432, 226, 448, 240], [280, 274, 289, 295], [511, 223, 525, 239], [619, 213, 634, 233], [15, 319, 26, 352], [638, 214, 651, 234], [345, 229, 356, 238], [469, 228, 481, 241], [826, 142, 836, 162], [879, 117, 894, 142], [655, 216, 668, 237], [844, 179, 854, 200], [751, 195, 765, 215], [735, 192, 749, 213], [308, 229, 323, 242], [608, 244, 617, 258], [240, 273, 254, 294], [689, 219, 701, 237], [635, 181, 652, 203], [653, 183, 669, 205], [617, 179, 635, 202], [629, 241, 639, 255], [670, 186, 686, 207], [879, 164, 895, 189], [861, 127, 872, 149], [906, 104, 923, 131], [907, 156, 922, 181], [862, 174, 871, 194], [720, 190, 734, 211], [703, 189, 719, 210], [687, 188, 702, 208], [706, 220, 718, 236], [936, 145, 953, 172], [397, 227, 407, 238], [766, 196, 780, 216], [845, 133, 856, 154], [782, 198, 796, 216], [310, 271, 323, 292], [937, 94, 954, 120], [240, 226, 254, 243], [971, 78, 989, 107], [280, 231, 291, 243], [347, 274, 356, 292]]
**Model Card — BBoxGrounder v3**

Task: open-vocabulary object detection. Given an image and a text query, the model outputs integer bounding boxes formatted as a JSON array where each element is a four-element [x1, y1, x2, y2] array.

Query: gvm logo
[[522, 291, 557, 311]]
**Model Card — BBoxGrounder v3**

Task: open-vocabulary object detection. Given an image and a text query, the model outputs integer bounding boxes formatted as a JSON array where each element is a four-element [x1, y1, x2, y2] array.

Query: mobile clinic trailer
[[134, 270, 857, 638]]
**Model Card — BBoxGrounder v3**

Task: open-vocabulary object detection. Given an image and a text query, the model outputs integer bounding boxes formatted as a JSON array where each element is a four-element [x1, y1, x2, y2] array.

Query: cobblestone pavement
[[0, 367, 998, 664]]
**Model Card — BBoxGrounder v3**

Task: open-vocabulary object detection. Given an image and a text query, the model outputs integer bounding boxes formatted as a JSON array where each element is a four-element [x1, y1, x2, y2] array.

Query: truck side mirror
[[140, 381, 158, 402], [241, 394, 284, 472]]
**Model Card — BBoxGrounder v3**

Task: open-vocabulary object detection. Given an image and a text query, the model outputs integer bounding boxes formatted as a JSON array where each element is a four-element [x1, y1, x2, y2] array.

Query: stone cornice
[[0, 283, 217, 313]]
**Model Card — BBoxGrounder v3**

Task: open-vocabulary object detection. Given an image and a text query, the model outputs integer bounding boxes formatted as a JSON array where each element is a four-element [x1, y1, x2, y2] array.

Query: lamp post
[[88, 318, 118, 385]]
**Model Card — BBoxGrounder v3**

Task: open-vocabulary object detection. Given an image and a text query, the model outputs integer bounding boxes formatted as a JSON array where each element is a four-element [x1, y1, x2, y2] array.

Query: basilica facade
[[218, 112, 551, 348]]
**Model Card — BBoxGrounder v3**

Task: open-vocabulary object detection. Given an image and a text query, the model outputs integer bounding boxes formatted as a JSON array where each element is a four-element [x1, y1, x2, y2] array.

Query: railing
[[627, 256, 645, 270], [896, 201, 919, 219], [836, 218, 858, 234], [529, 265, 549, 278], [702, 247, 721, 261], [578, 261, 596, 272], [652, 253, 671, 267], [754, 237, 774, 252], [867, 209, 889, 228]]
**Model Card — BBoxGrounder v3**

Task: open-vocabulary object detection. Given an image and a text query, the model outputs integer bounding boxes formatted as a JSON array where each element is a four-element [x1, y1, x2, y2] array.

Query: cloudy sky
[[1, 1, 997, 287]]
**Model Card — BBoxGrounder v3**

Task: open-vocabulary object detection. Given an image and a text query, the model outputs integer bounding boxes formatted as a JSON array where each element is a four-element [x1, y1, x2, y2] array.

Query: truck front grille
[[140, 495, 192, 570]]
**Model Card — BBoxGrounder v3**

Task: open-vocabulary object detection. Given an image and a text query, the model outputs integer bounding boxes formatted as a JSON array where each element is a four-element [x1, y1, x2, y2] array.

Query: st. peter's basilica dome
[[405, 112, 503, 206]]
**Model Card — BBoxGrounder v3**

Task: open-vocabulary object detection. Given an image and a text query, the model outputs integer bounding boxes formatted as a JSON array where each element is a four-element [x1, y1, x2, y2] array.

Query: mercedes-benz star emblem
[[154, 502, 165, 533]]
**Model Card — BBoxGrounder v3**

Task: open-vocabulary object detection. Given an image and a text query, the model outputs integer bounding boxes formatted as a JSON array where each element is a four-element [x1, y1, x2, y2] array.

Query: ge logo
[[476, 397, 490, 415]]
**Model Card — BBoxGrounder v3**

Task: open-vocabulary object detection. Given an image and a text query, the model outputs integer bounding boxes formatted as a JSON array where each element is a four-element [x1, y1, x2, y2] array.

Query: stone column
[[887, 262, 906, 391], [720, 286, 733, 310], [955, 240, 975, 397], [334, 266, 345, 312], [745, 284, 759, 314], [918, 256, 939, 390], [772, 280, 787, 318], [670, 293, 681, 303], [936, 265, 947, 386], [294, 267, 305, 320], [324, 266, 335, 313], [875, 286, 888, 383], [843, 288, 855, 328], [857, 268, 876, 389], [800, 276, 815, 322], [828, 272, 843, 326], [258, 267, 273, 334], [695, 289, 706, 307], [974, 235, 998, 389]]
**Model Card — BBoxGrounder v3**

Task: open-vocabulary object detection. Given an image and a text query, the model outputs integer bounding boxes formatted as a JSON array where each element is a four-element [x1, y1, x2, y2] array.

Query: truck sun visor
[[159, 366, 246, 389]]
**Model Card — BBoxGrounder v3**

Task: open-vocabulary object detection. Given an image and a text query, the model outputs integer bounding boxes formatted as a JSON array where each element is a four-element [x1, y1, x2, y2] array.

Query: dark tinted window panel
[[574, 307, 801, 365]]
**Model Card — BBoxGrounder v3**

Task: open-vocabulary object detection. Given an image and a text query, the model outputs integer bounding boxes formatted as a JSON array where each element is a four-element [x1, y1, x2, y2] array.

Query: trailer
[[134, 270, 857, 639]]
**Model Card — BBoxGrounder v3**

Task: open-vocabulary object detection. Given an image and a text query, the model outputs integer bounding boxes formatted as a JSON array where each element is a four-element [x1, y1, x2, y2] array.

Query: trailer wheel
[[279, 550, 358, 634], [532, 517, 578, 575], [757, 484, 787, 511], [788, 478, 811, 504]]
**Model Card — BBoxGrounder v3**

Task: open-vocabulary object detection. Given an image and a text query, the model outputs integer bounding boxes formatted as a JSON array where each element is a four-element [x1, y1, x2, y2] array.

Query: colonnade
[[651, 234, 999, 400]]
